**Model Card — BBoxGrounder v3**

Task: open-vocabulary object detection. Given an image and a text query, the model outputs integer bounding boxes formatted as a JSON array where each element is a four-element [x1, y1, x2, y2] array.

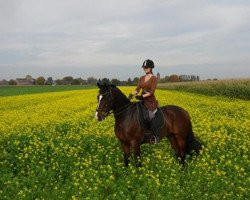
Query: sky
[[0, 0, 250, 80]]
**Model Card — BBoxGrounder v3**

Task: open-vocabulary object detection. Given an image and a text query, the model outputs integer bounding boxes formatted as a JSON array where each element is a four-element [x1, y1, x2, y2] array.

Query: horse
[[95, 82, 202, 167]]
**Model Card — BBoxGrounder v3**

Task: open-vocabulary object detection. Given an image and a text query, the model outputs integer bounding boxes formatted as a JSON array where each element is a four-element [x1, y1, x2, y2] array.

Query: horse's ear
[[97, 81, 102, 88]]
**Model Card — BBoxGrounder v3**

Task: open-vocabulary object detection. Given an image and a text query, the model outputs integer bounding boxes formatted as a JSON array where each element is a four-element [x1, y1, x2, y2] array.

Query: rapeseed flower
[[0, 88, 249, 199]]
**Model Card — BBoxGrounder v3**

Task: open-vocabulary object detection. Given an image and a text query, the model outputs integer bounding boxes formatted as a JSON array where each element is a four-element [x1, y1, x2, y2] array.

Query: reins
[[112, 102, 134, 116]]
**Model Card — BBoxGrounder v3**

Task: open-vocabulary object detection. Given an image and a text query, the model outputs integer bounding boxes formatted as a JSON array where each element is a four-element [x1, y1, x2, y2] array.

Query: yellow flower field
[[0, 87, 249, 199]]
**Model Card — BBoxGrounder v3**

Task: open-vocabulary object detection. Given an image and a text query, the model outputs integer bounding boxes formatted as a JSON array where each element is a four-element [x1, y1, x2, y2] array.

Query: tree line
[[5, 74, 200, 86]]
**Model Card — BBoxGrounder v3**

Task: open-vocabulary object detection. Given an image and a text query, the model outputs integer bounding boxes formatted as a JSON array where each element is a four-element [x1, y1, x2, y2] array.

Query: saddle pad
[[136, 102, 165, 130]]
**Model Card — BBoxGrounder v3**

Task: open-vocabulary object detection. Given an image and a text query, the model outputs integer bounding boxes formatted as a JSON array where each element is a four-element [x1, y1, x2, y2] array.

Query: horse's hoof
[[136, 163, 142, 168]]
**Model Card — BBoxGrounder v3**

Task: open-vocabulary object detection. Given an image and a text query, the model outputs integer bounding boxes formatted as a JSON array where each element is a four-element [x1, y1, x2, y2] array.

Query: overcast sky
[[0, 0, 250, 80]]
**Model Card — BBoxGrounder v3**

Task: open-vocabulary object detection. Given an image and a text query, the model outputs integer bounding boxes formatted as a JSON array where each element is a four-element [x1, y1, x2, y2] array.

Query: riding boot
[[149, 120, 159, 144]]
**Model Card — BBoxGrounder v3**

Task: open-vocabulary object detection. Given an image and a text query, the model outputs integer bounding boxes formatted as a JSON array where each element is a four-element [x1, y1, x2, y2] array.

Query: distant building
[[157, 72, 160, 81], [16, 75, 35, 85], [0, 79, 8, 85], [46, 77, 54, 85], [26, 75, 33, 81], [79, 78, 87, 85], [82, 80, 87, 85]]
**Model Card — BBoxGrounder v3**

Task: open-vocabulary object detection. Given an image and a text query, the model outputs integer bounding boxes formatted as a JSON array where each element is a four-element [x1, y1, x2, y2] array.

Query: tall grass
[[157, 79, 250, 100]]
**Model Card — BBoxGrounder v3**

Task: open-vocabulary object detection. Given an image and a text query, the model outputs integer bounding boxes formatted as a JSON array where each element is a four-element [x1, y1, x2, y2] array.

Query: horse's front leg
[[121, 142, 130, 167], [132, 142, 142, 167]]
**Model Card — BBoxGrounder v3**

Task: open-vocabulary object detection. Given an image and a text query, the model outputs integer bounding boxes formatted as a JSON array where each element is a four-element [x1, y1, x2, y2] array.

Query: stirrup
[[150, 135, 158, 144]]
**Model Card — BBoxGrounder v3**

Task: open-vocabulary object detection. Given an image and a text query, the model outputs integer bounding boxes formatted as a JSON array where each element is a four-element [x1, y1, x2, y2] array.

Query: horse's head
[[95, 82, 115, 121]]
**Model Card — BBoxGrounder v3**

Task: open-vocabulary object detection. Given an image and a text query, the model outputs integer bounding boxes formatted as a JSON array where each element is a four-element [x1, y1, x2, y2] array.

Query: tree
[[36, 76, 45, 85], [169, 74, 179, 82], [133, 77, 139, 85], [87, 77, 97, 85], [63, 76, 73, 85], [191, 75, 197, 81], [111, 78, 121, 86], [26, 75, 33, 81], [127, 78, 132, 85], [55, 79, 63, 85], [9, 79, 17, 85], [159, 76, 170, 83], [72, 78, 81, 85]]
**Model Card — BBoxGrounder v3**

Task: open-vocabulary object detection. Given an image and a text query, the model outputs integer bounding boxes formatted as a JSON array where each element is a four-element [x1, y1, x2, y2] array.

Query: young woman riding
[[132, 59, 159, 143]]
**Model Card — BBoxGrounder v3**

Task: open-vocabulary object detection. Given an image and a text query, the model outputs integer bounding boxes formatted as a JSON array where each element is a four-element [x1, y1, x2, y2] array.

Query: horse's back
[[160, 105, 188, 115], [160, 105, 190, 131]]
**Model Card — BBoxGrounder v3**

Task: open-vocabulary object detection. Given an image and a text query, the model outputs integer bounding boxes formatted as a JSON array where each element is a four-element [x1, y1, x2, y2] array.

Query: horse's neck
[[111, 88, 130, 112]]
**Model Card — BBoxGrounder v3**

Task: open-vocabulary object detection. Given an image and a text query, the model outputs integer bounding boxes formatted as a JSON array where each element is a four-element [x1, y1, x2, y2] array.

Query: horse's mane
[[109, 85, 130, 105]]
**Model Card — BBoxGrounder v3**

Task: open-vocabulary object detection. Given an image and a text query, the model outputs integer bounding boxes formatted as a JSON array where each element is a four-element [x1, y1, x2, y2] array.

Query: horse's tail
[[186, 119, 202, 155]]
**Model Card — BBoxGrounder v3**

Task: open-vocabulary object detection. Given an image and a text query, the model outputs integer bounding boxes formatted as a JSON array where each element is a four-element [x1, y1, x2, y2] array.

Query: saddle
[[136, 102, 165, 131]]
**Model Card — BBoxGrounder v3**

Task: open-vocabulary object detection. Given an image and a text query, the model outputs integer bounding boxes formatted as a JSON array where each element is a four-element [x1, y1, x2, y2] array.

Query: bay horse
[[95, 82, 202, 166]]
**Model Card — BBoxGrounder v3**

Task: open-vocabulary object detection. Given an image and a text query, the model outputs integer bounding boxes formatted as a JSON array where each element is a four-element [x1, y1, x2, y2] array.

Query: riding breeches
[[148, 108, 157, 120]]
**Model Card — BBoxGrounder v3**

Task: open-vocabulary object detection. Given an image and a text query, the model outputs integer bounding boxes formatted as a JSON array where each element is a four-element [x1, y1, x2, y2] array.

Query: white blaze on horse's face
[[95, 94, 103, 121]]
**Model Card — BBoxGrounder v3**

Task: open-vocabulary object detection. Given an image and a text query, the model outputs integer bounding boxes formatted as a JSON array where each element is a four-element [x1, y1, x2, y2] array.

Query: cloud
[[0, 0, 250, 80]]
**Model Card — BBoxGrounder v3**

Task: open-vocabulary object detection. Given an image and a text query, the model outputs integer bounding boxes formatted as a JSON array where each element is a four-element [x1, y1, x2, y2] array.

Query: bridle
[[96, 91, 113, 118], [96, 89, 133, 118]]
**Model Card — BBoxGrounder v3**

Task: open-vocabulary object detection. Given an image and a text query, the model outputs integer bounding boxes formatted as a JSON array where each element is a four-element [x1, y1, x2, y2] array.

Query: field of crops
[[0, 87, 249, 199], [0, 85, 95, 97], [158, 79, 250, 100]]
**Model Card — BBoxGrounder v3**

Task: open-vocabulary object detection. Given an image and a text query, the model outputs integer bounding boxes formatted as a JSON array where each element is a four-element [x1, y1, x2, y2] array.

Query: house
[[16, 75, 34, 85], [157, 72, 160, 81], [46, 77, 54, 85], [0, 79, 8, 85]]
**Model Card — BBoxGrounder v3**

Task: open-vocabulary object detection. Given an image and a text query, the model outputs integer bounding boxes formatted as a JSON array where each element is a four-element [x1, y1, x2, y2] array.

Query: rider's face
[[143, 67, 151, 74]]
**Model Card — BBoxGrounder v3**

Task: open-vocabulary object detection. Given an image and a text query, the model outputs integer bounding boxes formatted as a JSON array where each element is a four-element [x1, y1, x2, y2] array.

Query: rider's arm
[[134, 77, 142, 95]]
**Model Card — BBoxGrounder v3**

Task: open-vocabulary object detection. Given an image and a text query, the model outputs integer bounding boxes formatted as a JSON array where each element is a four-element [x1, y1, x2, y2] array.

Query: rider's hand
[[135, 95, 143, 101], [128, 94, 134, 100]]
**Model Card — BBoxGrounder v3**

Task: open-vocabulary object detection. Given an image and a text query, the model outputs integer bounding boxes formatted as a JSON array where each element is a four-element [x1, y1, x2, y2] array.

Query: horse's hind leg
[[168, 133, 179, 155], [121, 142, 130, 167], [175, 134, 187, 165]]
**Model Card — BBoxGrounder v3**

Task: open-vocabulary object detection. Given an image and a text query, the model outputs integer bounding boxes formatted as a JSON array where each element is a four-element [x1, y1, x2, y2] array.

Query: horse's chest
[[115, 124, 123, 135]]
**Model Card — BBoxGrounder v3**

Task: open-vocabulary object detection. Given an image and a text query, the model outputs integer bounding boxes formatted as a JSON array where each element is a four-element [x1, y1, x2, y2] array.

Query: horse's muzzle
[[95, 111, 105, 121]]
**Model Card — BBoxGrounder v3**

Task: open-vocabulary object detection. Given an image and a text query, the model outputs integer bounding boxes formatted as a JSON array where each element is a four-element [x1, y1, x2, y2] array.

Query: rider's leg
[[148, 109, 159, 144]]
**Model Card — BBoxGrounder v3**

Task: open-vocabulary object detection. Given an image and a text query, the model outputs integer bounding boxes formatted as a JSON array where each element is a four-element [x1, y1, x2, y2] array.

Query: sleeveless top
[[135, 75, 158, 111]]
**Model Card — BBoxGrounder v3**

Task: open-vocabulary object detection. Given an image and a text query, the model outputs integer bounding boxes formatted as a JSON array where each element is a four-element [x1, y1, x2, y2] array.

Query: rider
[[132, 59, 159, 143]]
